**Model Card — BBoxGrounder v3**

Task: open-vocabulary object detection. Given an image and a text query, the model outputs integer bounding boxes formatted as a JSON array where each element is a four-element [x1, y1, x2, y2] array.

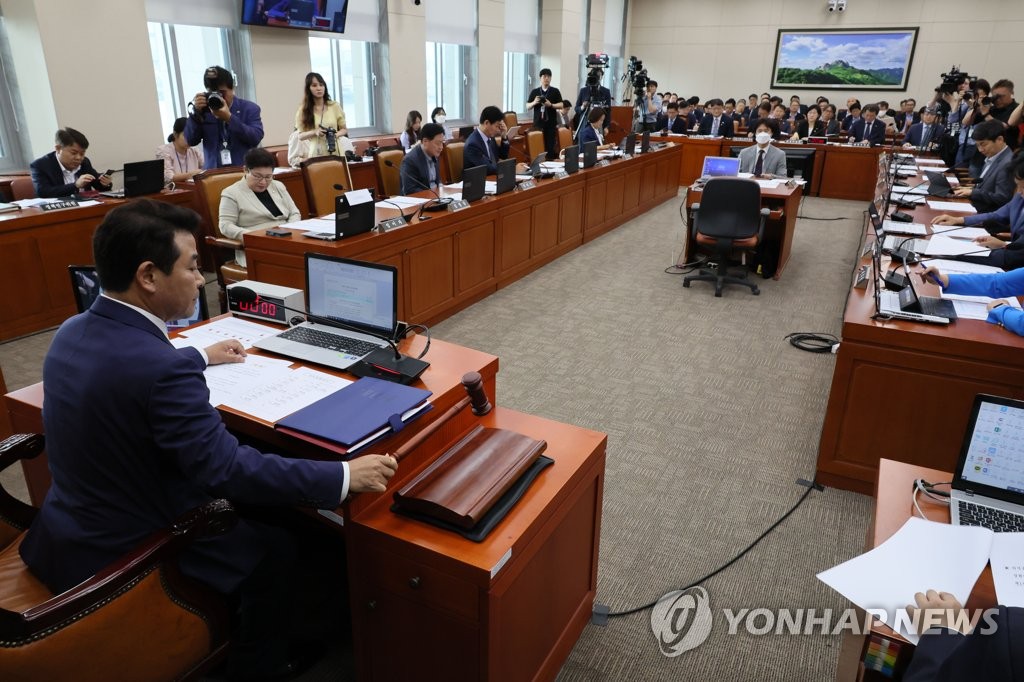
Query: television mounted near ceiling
[[241, 0, 350, 34]]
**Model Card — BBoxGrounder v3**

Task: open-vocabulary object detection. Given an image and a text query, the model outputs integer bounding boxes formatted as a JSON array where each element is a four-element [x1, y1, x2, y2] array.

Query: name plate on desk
[[41, 200, 79, 211], [517, 179, 536, 191], [448, 199, 470, 213], [376, 217, 407, 232], [554, 171, 569, 180], [854, 264, 871, 289], [596, 159, 611, 168], [622, 154, 633, 161]]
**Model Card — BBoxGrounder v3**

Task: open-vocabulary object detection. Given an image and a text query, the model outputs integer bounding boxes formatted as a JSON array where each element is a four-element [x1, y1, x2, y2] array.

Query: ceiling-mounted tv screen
[[241, 0, 350, 34]]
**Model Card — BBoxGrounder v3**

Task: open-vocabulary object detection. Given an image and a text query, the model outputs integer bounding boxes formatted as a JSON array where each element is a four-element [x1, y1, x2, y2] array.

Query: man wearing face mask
[[738, 119, 788, 178]]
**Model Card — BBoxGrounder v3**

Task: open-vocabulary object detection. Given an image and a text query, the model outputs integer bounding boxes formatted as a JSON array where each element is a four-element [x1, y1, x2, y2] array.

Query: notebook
[[462, 164, 487, 203], [950, 394, 1024, 532], [700, 155, 740, 179], [254, 254, 396, 370], [99, 159, 165, 198]]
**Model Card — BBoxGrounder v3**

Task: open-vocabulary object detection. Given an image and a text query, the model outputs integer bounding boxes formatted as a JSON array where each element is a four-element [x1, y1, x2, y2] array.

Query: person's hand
[[988, 299, 1010, 311], [496, 121, 508, 139], [98, 173, 113, 187], [192, 92, 208, 112], [902, 142, 914, 149], [920, 266, 948, 288], [906, 589, 969, 634], [348, 454, 398, 493], [212, 105, 231, 122], [188, 169, 202, 179], [952, 187, 973, 198], [760, 173, 774, 180], [337, 127, 348, 137], [931, 214, 964, 226], [75, 174, 96, 189], [974, 235, 1007, 249], [204, 339, 247, 365]]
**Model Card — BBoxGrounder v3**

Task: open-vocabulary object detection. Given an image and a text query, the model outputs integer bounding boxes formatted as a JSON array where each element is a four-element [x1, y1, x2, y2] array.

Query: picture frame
[[771, 28, 919, 91]]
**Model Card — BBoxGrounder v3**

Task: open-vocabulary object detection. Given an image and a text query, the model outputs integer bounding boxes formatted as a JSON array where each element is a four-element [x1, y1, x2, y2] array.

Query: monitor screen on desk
[[700, 156, 740, 177], [305, 253, 397, 338], [954, 394, 1024, 502]]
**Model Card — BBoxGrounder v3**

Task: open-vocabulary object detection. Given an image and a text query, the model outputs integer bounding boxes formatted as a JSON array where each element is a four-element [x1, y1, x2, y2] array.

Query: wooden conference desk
[[244, 143, 683, 326], [816, 168, 1024, 494], [0, 189, 195, 341], [838, 459, 996, 681], [3, 322, 608, 682], [682, 180, 802, 280]]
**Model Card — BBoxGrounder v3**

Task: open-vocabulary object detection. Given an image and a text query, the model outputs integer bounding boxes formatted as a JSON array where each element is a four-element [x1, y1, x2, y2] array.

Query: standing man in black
[[527, 68, 564, 160]]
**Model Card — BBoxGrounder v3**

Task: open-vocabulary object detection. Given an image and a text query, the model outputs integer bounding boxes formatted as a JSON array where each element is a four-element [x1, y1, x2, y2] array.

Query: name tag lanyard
[[220, 119, 232, 165]]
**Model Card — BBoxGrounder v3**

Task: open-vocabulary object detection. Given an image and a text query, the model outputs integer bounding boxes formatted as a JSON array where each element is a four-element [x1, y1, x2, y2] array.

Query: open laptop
[[868, 202, 928, 260], [304, 191, 376, 240], [622, 133, 636, 157], [924, 171, 954, 198], [563, 145, 579, 174], [254, 254, 396, 370], [950, 394, 1024, 532], [68, 264, 207, 329], [99, 159, 165, 198], [582, 141, 598, 168], [529, 153, 552, 179], [461, 164, 487, 203], [699, 156, 740, 181], [876, 258, 957, 322], [640, 131, 651, 154], [494, 158, 517, 194]]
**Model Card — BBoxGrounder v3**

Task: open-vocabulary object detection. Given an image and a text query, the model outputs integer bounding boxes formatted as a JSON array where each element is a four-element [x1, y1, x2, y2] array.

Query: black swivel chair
[[683, 178, 769, 297]]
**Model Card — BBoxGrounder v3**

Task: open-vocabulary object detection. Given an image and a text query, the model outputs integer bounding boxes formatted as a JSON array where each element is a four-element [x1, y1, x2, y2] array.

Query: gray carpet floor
[[0, 192, 873, 681]]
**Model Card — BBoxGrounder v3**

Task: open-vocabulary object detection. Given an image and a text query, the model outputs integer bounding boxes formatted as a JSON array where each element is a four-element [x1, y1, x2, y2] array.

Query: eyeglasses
[[248, 171, 273, 182]]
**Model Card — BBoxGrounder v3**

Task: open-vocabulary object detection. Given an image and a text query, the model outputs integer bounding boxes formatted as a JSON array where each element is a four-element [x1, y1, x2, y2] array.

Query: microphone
[[384, 159, 452, 218], [335, 181, 412, 225], [230, 286, 429, 384]]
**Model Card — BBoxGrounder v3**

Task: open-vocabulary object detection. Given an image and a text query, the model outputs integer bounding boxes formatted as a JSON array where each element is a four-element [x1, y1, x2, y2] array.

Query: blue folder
[[276, 377, 432, 448]]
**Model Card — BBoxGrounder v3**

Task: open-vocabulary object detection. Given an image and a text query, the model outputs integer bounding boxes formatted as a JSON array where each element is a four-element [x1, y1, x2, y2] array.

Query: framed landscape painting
[[771, 28, 919, 90]]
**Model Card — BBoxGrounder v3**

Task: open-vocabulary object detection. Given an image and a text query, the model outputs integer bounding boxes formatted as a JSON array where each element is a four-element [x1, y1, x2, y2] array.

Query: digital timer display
[[228, 291, 289, 323]]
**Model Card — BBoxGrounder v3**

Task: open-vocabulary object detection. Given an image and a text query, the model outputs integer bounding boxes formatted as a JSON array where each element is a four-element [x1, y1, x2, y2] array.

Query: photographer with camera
[[641, 80, 661, 132], [289, 71, 353, 167], [527, 68, 564, 160], [185, 66, 264, 170]]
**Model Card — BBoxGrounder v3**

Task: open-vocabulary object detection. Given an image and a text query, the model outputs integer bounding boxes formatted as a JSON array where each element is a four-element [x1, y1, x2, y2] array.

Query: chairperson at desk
[[219, 148, 300, 268], [30, 127, 113, 198]]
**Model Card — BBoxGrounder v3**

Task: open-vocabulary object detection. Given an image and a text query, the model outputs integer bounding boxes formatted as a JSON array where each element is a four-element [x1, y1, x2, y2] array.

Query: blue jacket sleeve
[[229, 100, 265, 148], [965, 195, 1017, 227], [945, 269, 1024, 335]]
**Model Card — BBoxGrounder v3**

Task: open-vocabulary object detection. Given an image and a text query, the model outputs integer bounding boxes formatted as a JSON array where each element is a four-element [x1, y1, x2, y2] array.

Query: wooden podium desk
[[244, 144, 683, 326], [838, 459, 995, 681], [2, 321, 606, 682], [0, 189, 194, 341], [816, 195, 1024, 494], [682, 181, 802, 280]]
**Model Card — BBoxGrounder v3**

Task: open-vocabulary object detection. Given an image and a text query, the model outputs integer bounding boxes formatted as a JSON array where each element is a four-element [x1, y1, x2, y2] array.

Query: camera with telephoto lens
[[320, 126, 337, 153], [205, 91, 225, 111]]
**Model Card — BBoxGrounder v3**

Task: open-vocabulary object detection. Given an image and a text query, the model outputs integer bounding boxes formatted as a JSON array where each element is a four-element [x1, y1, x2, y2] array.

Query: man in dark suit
[[463, 105, 510, 177], [903, 589, 1023, 682], [903, 107, 945, 149], [849, 104, 887, 146], [697, 99, 735, 137], [656, 102, 687, 133], [30, 127, 113, 198], [951, 120, 1015, 213], [893, 98, 920, 134], [19, 199, 397, 679], [400, 122, 444, 195]]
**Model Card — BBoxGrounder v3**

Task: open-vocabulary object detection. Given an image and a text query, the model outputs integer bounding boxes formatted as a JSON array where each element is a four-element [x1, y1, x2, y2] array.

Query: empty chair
[[193, 168, 245, 309], [442, 142, 464, 185], [503, 111, 518, 131], [557, 127, 573, 154], [375, 149, 404, 198], [683, 178, 769, 297], [525, 130, 545, 162], [301, 156, 354, 215], [10, 177, 35, 201]]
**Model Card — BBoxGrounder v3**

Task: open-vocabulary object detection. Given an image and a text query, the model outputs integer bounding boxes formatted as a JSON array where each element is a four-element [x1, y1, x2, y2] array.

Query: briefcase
[[392, 425, 547, 530]]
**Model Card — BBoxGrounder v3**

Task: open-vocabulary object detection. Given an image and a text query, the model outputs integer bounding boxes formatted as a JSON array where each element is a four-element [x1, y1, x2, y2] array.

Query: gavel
[[392, 371, 491, 462]]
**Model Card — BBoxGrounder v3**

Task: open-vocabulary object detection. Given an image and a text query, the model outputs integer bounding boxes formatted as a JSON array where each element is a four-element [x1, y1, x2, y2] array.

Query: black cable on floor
[[797, 215, 850, 221], [785, 332, 840, 353], [602, 481, 818, 619]]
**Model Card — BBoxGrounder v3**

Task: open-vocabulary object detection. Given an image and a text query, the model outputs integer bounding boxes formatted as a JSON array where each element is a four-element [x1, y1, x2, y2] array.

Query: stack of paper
[[922, 235, 990, 257], [928, 200, 977, 213], [171, 317, 281, 350]]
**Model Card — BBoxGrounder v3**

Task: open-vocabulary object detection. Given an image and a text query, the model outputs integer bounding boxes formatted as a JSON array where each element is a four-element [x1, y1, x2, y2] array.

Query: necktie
[[920, 126, 931, 149], [484, 133, 495, 164], [754, 149, 764, 176], [904, 116, 912, 133], [865, 122, 872, 141], [711, 117, 719, 136]]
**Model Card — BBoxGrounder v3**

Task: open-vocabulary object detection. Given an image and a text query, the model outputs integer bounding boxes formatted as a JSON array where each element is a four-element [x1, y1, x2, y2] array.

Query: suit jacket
[[902, 607, 1024, 682], [822, 119, 841, 135], [850, 118, 886, 146], [894, 111, 920, 132], [400, 144, 440, 195], [971, 147, 1015, 213], [738, 144, 787, 177], [794, 119, 826, 139], [574, 85, 612, 116], [20, 297, 345, 594], [184, 96, 264, 169], [905, 122, 944, 147], [578, 124, 603, 147], [219, 178, 301, 267], [462, 128, 508, 176], [656, 115, 687, 134], [965, 193, 1024, 242], [29, 151, 109, 198], [697, 115, 734, 137]]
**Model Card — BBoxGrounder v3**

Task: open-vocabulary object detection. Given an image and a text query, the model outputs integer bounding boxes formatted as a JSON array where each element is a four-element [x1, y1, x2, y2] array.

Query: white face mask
[[436, 115, 447, 124], [755, 132, 772, 145]]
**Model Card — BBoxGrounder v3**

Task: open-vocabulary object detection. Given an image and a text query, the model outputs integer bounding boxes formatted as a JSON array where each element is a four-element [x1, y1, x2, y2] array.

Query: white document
[[345, 188, 373, 205], [882, 220, 927, 235], [272, 167, 291, 175], [76, 200, 102, 207], [926, 258, 1003, 275], [540, 162, 565, 171], [222, 367, 352, 423], [756, 179, 783, 189], [737, 172, 754, 179], [202, 354, 295, 409], [915, 158, 947, 166], [378, 196, 430, 208], [817, 517, 993, 644], [990, 533, 1024, 608], [896, 185, 930, 196], [922, 235, 990, 257], [515, 174, 533, 181], [928, 200, 978, 213], [482, 181, 498, 194], [443, 182, 464, 190], [935, 226, 988, 240], [281, 217, 333, 232], [173, 316, 281, 349], [949, 299, 994, 320]]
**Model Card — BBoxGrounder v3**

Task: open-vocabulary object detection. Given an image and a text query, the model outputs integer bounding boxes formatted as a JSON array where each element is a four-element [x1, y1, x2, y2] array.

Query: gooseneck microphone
[[333, 182, 411, 224], [230, 286, 430, 383], [382, 159, 452, 218]]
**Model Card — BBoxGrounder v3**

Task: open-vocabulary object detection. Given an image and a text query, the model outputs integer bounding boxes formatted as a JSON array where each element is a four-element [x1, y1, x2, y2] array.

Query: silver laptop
[[254, 254, 396, 370], [699, 155, 740, 181], [950, 394, 1024, 532]]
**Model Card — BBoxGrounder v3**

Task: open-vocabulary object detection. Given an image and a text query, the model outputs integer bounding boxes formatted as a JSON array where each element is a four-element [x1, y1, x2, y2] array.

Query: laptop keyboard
[[277, 326, 383, 357], [957, 500, 1024, 532]]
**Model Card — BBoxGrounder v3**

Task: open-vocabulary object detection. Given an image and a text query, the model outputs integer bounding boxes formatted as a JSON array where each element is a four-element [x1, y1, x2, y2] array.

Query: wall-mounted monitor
[[241, 0, 350, 34]]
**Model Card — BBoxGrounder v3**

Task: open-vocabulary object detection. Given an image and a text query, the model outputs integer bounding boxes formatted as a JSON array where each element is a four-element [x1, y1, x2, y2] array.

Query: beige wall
[[629, 0, 1024, 107]]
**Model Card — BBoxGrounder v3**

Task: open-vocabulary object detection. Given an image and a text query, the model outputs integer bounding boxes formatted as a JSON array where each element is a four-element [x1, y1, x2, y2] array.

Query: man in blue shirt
[[641, 80, 661, 132], [185, 66, 264, 169]]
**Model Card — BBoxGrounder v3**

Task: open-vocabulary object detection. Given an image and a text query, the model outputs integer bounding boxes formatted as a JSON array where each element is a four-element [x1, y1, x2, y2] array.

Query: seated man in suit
[[932, 155, 1024, 270], [739, 119, 788, 178], [770, 104, 792, 136], [685, 96, 703, 128], [894, 98, 920, 135], [903, 107, 945, 150], [19, 199, 398, 680], [697, 99, 735, 137], [849, 104, 886, 146], [30, 127, 113, 198], [462, 105, 511, 177], [656, 102, 687, 134], [400, 122, 444, 195], [951, 120, 1015, 213], [821, 104, 841, 135]]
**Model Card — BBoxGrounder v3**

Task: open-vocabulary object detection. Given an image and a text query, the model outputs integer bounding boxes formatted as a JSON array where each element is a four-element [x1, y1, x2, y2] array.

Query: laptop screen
[[305, 253, 397, 338], [701, 156, 740, 177], [955, 394, 1024, 499]]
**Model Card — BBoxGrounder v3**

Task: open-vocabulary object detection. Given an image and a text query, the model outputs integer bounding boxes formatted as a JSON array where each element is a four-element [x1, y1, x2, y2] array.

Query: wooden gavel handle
[[391, 371, 492, 462]]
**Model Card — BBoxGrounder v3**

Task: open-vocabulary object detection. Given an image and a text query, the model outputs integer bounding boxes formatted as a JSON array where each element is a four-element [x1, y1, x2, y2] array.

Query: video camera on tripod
[[623, 56, 648, 94]]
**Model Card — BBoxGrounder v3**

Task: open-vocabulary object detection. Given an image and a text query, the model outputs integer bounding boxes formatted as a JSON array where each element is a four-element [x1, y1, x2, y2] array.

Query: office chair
[[193, 168, 245, 310], [0, 434, 235, 682], [503, 111, 518, 131], [557, 127, 573, 153], [443, 142, 464, 185], [301, 156, 353, 216], [683, 178, 769, 297], [10, 177, 35, 201], [375, 149, 404, 198], [272, 148, 290, 168], [525, 131, 545, 163]]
